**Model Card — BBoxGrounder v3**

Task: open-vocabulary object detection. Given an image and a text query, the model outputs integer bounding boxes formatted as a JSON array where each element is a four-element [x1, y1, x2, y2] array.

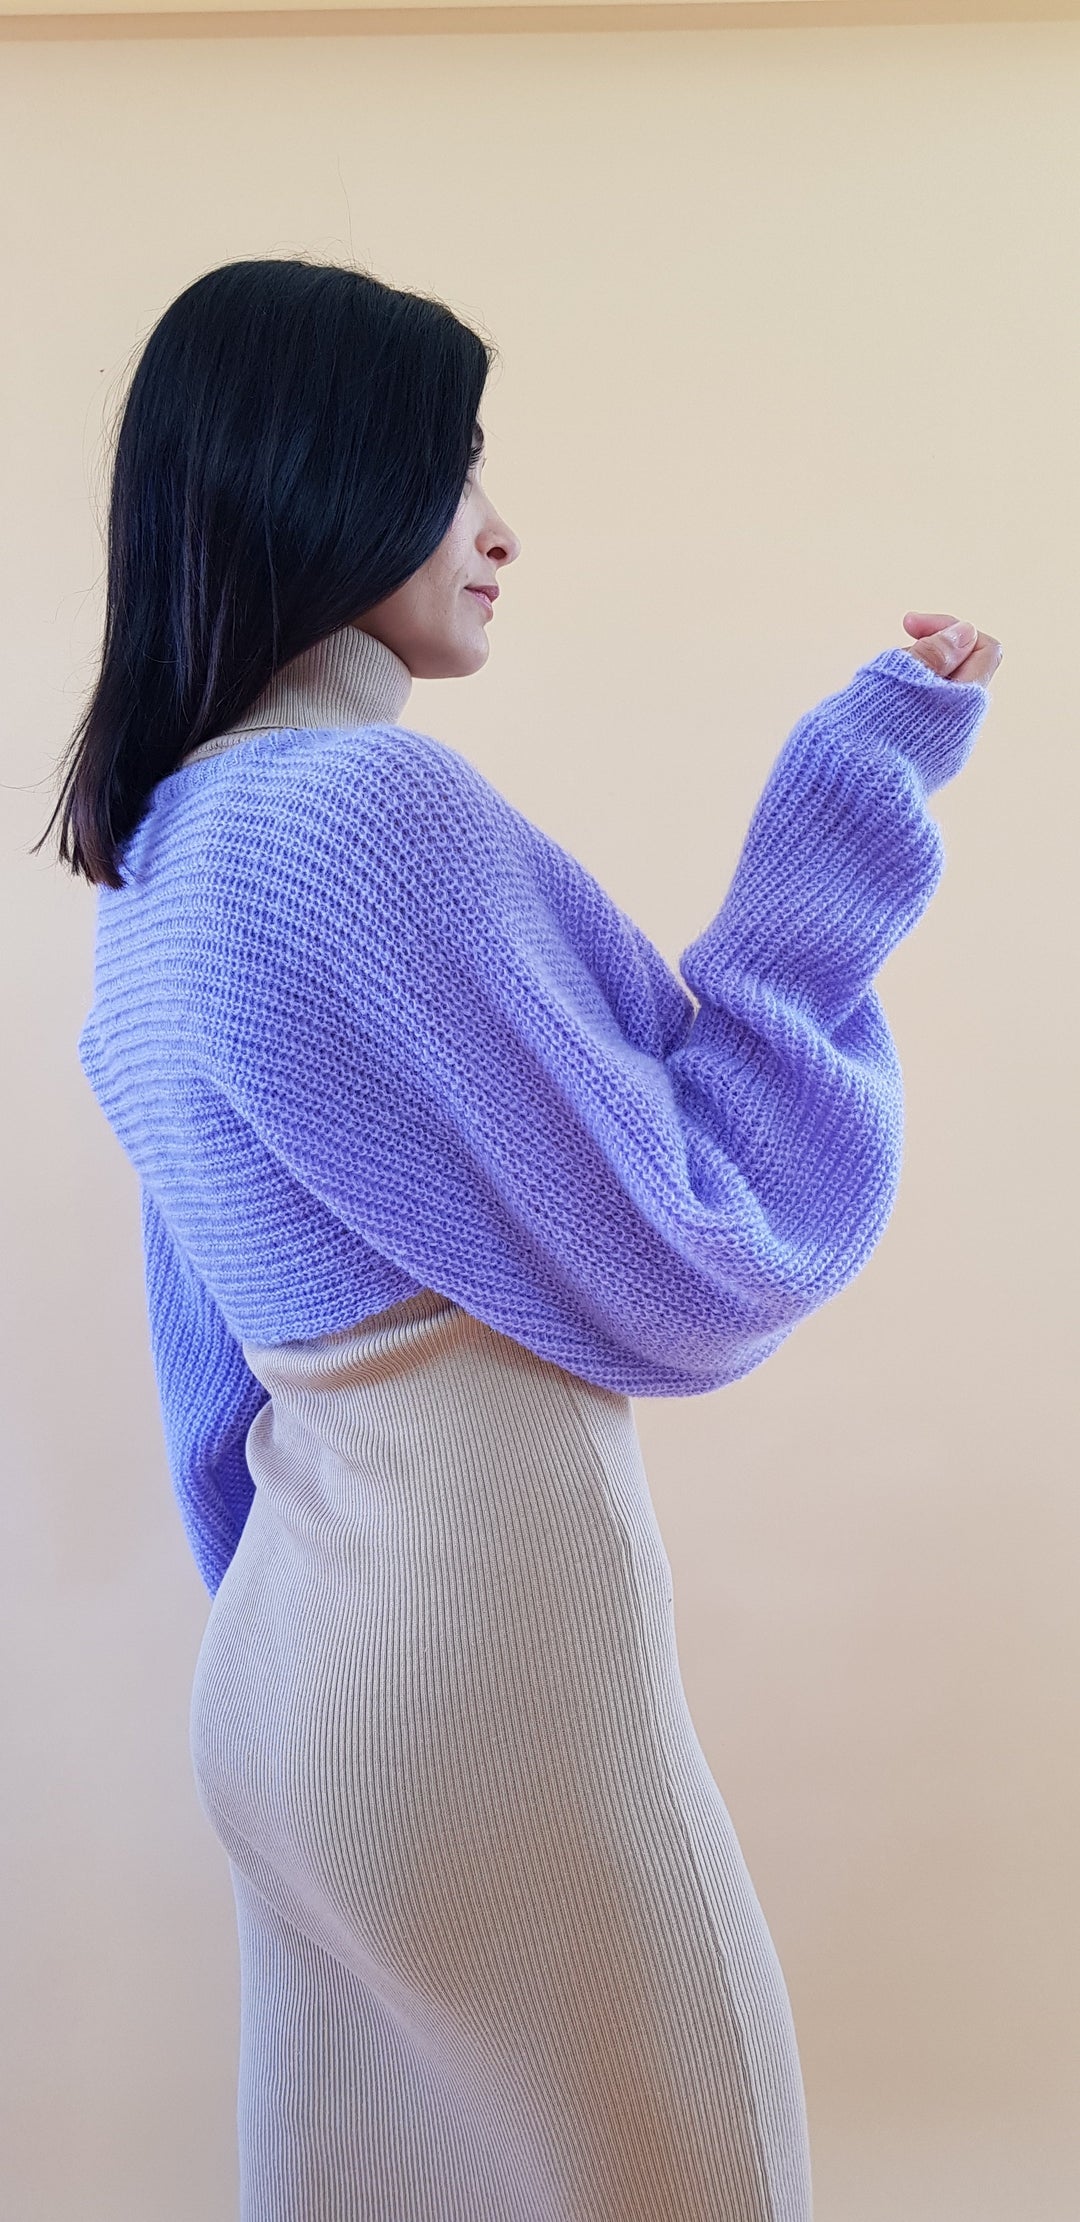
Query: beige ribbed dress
[[182, 629, 813, 2222]]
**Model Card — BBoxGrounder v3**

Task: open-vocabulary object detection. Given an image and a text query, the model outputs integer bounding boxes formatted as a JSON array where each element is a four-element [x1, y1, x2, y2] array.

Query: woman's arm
[[201, 644, 992, 1397]]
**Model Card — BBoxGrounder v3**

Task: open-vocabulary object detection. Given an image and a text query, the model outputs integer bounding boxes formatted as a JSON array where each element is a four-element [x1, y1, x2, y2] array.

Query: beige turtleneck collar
[[179, 621, 414, 767]]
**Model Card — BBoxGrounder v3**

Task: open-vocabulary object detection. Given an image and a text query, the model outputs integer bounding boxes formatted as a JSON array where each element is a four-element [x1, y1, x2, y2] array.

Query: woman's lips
[[466, 588, 494, 613]]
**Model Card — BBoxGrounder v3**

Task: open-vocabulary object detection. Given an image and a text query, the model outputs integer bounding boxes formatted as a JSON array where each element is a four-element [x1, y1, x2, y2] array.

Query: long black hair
[[31, 256, 496, 889]]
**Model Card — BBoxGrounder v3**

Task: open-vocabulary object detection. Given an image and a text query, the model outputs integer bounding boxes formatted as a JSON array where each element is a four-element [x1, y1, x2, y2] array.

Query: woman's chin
[[445, 628, 491, 678]]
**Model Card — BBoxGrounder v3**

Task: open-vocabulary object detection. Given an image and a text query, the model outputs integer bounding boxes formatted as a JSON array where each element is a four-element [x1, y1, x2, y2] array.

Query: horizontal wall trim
[[2, 0, 1075, 32]]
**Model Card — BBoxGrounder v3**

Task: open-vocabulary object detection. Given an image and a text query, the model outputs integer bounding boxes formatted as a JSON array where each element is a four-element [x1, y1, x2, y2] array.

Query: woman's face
[[357, 430, 521, 680]]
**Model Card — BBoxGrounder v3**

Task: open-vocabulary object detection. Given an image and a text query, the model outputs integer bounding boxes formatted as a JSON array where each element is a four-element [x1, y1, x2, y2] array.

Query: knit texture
[[190, 1288, 814, 2219], [77, 642, 991, 1594]]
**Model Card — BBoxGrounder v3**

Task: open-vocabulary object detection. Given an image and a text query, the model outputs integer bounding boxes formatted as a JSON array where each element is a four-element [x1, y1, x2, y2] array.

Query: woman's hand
[[902, 611, 1003, 688]]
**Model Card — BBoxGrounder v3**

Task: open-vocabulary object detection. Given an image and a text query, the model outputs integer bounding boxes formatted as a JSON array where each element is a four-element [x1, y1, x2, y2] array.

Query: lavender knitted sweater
[[77, 629, 991, 1594]]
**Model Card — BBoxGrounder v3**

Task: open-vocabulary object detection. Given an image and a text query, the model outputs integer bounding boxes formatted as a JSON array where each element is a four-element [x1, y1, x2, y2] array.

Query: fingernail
[[944, 620, 977, 648]]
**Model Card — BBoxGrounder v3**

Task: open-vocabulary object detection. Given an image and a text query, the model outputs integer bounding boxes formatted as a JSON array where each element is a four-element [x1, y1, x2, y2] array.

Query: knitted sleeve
[[202, 643, 991, 1397], [141, 1183, 268, 1592]]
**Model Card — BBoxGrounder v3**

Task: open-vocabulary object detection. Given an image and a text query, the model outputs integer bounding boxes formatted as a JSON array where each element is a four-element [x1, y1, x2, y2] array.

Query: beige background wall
[[2, 15, 1077, 2221]]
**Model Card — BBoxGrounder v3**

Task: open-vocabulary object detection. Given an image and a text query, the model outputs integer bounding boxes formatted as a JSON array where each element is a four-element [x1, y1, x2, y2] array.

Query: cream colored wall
[[2, 18, 1077, 2222]]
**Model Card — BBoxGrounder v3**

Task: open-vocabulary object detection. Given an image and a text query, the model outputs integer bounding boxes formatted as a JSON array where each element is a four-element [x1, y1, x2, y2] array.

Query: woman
[[36, 256, 1000, 2222]]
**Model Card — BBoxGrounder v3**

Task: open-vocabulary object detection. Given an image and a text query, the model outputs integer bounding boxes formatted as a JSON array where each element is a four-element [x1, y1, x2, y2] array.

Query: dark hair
[[31, 256, 496, 889]]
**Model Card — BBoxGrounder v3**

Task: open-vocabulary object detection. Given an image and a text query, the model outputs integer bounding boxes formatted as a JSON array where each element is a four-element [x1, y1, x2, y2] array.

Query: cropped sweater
[[76, 620, 992, 1595]]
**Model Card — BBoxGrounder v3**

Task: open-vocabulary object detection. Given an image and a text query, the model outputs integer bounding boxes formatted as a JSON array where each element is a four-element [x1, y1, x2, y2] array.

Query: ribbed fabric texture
[[190, 1287, 814, 2221], [76, 623, 991, 1594], [177, 620, 414, 762]]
